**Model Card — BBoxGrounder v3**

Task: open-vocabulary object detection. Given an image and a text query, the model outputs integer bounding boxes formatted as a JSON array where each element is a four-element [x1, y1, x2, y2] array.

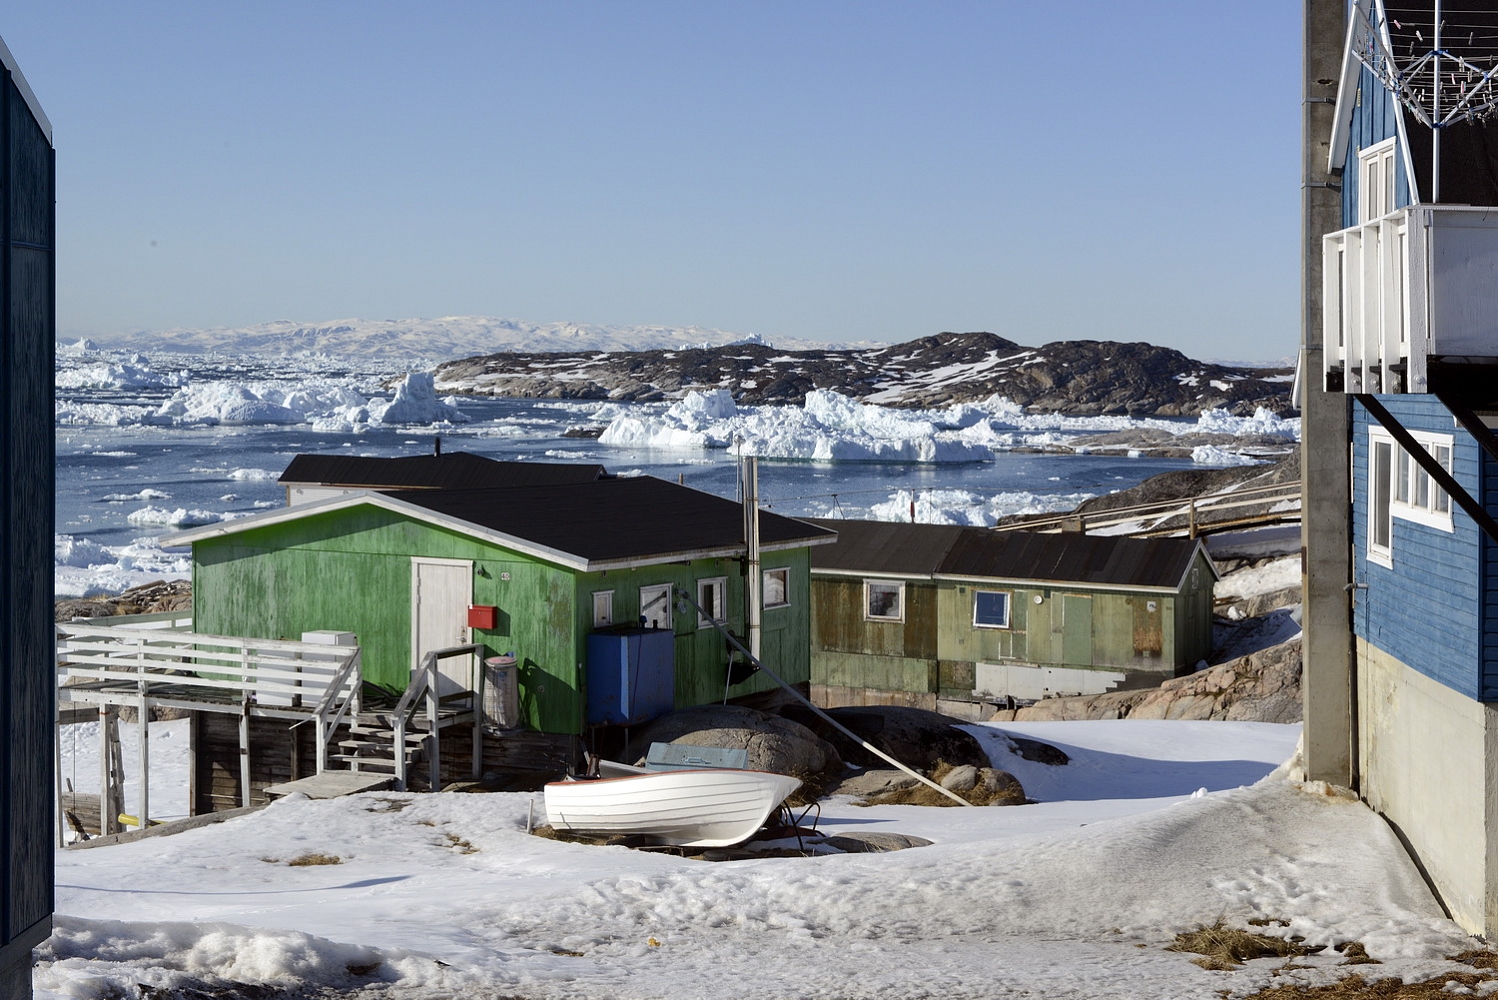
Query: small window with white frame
[[1390, 429, 1453, 529], [697, 577, 727, 628], [763, 567, 789, 609], [864, 580, 904, 622], [592, 590, 614, 628], [1368, 426, 1456, 565], [972, 590, 1011, 629], [639, 583, 673, 630], [1359, 137, 1398, 222], [1369, 433, 1394, 566]]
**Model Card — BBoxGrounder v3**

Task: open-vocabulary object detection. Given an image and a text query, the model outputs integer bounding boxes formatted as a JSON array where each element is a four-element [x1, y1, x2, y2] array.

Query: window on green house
[[640, 584, 673, 630], [697, 577, 727, 628], [763, 567, 789, 608], [592, 590, 614, 628], [972, 590, 1010, 629]]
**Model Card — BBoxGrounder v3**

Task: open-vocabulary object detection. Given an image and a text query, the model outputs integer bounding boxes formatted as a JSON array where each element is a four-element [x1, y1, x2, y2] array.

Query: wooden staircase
[[327, 644, 486, 790], [331, 710, 431, 775]]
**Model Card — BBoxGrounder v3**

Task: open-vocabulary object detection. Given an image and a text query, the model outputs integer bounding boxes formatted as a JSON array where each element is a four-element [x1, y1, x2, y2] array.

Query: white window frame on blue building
[[1368, 426, 1454, 567]]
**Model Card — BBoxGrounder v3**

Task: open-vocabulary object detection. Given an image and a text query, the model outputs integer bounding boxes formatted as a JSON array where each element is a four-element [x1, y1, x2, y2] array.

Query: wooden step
[[328, 755, 400, 772], [336, 739, 402, 754], [346, 728, 427, 744]]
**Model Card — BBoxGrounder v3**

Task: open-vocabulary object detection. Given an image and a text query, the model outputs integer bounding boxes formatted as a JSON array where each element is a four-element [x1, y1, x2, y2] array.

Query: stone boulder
[[781, 704, 989, 772], [627, 705, 843, 789]]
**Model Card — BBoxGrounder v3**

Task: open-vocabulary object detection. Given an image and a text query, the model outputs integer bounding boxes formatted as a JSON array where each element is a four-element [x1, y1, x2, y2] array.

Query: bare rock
[[977, 768, 1027, 805], [782, 704, 989, 772], [993, 637, 1303, 725], [940, 764, 979, 792], [1007, 735, 1070, 766], [821, 832, 933, 853], [55, 579, 193, 623], [627, 705, 843, 787], [829, 769, 920, 798]]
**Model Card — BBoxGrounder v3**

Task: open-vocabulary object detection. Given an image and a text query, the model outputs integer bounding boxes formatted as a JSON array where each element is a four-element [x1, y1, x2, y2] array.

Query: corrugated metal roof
[[806, 519, 967, 576], [939, 530, 1201, 590], [280, 452, 608, 490], [808, 519, 1205, 590], [387, 478, 836, 564]]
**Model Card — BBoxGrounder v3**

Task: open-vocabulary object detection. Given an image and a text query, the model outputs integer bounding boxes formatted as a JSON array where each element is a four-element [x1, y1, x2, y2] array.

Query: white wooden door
[[411, 557, 474, 696]]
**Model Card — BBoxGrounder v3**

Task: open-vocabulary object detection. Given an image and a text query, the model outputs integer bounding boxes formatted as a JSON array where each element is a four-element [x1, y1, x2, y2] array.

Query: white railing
[[389, 643, 485, 792], [56, 623, 362, 777], [1323, 204, 1498, 394]]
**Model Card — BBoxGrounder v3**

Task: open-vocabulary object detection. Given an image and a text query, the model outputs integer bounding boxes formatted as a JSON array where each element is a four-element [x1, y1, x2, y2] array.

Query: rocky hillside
[[433, 332, 1294, 416]]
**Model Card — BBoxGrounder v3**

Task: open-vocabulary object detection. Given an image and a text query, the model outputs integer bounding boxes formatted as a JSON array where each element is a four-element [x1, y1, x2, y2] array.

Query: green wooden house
[[807, 520, 1218, 718], [172, 475, 835, 735]]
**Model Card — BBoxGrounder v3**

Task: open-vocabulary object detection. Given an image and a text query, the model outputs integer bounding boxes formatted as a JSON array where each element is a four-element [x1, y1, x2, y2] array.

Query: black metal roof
[[280, 452, 609, 490], [808, 519, 1206, 590], [804, 519, 968, 576], [387, 478, 836, 564]]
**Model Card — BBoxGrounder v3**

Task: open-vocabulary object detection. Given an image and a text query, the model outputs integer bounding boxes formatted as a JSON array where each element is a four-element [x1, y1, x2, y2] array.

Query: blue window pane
[[974, 591, 1009, 627]]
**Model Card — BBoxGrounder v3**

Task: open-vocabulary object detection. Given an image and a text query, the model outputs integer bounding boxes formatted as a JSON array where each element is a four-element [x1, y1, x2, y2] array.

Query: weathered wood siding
[[0, 54, 54, 986], [193, 507, 584, 732], [811, 566, 1207, 706], [193, 713, 321, 815], [1352, 396, 1487, 699], [195, 508, 816, 734], [1174, 551, 1216, 669], [193, 714, 578, 813], [810, 577, 938, 696], [937, 582, 1187, 673]]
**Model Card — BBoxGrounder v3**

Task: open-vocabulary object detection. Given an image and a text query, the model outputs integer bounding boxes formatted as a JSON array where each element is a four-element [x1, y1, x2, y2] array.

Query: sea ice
[[54, 535, 192, 598], [1191, 445, 1264, 467]]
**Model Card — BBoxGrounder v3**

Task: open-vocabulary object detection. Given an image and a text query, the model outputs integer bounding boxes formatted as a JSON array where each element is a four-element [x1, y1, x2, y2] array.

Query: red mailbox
[[467, 604, 498, 630]]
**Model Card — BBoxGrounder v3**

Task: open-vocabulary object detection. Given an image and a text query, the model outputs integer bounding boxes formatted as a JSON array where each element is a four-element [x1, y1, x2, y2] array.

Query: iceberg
[[594, 389, 1299, 466], [1191, 445, 1264, 467], [54, 534, 193, 598], [599, 389, 995, 464], [370, 373, 470, 425], [866, 488, 1099, 526]]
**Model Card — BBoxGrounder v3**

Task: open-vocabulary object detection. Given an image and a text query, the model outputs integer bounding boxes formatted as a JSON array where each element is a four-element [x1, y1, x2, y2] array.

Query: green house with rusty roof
[[807, 520, 1217, 717], [171, 474, 835, 735]]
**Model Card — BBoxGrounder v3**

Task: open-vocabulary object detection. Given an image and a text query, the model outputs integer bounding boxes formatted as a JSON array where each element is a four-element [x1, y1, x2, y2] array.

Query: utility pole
[[1300, 0, 1357, 787]]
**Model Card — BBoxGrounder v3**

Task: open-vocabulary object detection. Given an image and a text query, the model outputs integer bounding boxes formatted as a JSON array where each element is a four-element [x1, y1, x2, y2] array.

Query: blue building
[[0, 34, 54, 1000], [1313, 0, 1498, 935]]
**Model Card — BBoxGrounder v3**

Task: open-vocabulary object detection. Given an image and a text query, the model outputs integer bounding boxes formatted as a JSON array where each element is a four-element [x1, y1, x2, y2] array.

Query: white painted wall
[[1357, 639, 1496, 935], [973, 662, 1126, 702]]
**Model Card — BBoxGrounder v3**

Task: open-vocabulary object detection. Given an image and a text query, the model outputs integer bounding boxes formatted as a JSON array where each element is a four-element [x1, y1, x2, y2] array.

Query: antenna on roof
[[433, 435, 441, 457]]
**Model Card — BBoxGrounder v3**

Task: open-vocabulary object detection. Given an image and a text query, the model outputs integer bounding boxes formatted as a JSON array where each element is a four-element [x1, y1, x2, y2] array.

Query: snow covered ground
[[42, 720, 1481, 999]]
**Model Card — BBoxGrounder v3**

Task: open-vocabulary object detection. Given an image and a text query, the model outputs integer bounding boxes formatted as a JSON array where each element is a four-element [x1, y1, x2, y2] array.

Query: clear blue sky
[[5, 3, 1301, 358]]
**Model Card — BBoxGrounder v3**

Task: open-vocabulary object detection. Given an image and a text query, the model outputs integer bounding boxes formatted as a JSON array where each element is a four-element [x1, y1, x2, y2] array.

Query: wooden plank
[[265, 772, 393, 799]]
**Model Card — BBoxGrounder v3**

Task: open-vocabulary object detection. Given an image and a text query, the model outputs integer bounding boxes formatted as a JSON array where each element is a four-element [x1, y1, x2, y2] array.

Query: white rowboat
[[544, 767, 802, 847]]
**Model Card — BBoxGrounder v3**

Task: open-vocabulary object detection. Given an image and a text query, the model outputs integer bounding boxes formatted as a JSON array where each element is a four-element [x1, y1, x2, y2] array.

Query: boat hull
[[544, 768, 802, 848]]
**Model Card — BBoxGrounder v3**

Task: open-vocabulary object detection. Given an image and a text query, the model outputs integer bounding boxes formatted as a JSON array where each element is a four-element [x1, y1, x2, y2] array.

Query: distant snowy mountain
[[79, 316, 813, 360]]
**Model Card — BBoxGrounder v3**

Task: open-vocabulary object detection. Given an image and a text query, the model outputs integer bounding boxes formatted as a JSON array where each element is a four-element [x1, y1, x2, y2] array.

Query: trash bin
[[483, 654, 520, 729]]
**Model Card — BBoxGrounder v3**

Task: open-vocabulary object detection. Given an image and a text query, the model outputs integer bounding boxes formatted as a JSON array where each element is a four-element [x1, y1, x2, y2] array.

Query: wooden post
[[99, 707, 111, 835], [427, 655, 441, 792], [137, 693, 150, 828], [54, 717, 64, 847], [239, 698, 252, 808]]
